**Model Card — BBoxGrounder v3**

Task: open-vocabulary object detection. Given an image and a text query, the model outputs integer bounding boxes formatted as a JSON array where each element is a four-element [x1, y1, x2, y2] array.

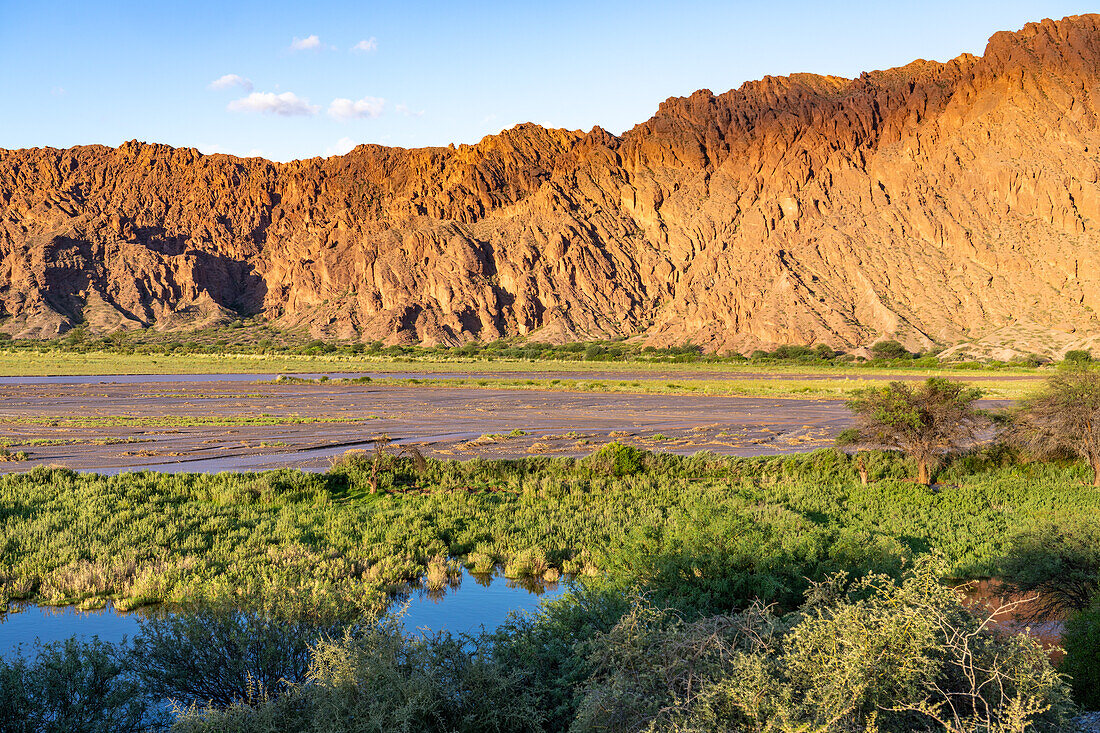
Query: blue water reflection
[[1, 570, 567, 657]]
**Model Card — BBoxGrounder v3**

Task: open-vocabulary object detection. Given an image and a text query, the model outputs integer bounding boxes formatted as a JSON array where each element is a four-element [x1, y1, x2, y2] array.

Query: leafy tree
[[838, 377, 987, 485], [771, 344, 814, 360], [1011, 367, 1100, 486], [1063, 349, 1092, 364], [870, 339, 912, 360]]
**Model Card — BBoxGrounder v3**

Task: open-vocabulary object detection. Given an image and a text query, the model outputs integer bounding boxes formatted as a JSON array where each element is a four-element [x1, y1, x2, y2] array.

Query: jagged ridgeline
[[2, 15, 1100, 354]]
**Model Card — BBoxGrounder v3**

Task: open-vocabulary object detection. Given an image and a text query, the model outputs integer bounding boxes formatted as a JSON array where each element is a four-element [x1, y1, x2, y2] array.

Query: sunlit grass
[[1, 448, 1095, 617]]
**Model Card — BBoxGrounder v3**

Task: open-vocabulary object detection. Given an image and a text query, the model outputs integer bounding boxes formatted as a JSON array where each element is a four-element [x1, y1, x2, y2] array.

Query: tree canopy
[[839, 377, 987, 485], [1010, 366, 1100, 486]]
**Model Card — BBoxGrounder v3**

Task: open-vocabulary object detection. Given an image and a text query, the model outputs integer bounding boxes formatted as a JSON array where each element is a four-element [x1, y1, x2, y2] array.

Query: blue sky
[[1, 1, 1094, 161]]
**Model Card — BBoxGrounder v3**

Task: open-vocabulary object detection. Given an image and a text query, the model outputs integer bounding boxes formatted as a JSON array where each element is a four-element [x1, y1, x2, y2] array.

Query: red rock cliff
[[3, 15, 1100, 353]]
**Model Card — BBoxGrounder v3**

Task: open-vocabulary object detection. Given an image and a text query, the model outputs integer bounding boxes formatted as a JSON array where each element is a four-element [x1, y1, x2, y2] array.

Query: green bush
[[583, 343, 607, 360], [0, 637, 161, 733], [575, 560, 1073, 733], [1062, 607, 1100, 708], [173, 619, 545, 733], [770, 344, 814, 360], [131, 606, 348, 708], [1063, 349, 1092, 364], [998, 519, 1100, 620], [871, 339, 913, 359], [582, 441, 647, 477], [602, 509, 908, 614]]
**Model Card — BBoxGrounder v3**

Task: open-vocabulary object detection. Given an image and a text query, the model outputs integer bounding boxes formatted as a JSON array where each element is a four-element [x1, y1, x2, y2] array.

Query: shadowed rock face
[[3, 15, 1100, 353]]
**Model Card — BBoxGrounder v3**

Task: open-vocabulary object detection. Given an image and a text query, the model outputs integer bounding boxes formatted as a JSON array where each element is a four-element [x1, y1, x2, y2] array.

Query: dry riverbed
[[0, 375, 867, 473], [0, 368, 1029, 474]]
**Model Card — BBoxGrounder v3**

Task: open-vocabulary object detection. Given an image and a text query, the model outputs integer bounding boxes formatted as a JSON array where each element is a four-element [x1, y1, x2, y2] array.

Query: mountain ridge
[[3, 14, 1100, 356]]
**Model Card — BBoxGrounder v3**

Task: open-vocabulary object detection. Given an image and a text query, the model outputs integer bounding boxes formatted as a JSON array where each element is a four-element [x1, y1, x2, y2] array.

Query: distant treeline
[[0, 321, 1091, 367]]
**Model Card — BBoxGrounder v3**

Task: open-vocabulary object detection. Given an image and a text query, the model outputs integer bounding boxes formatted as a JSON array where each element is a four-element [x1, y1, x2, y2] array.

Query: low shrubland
[[0, 560, 1078, 732]]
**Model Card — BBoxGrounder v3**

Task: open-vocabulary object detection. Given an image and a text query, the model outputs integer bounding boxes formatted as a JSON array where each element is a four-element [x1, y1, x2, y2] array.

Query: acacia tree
[[1011, 367, 1100, 486], [839, 377, 987, 485]]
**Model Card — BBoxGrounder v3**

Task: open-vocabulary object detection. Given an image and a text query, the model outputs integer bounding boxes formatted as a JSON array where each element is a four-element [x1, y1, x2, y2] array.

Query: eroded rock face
[[3, 15, 1100, 353]]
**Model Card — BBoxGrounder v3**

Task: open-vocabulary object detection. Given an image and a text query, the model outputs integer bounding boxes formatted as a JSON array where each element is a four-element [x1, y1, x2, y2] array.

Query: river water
[[0, 570, 566, 658]]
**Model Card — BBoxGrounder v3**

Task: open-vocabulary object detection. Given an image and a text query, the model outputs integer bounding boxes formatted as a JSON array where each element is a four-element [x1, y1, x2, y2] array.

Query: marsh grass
[[1, 448, 1098, 618]]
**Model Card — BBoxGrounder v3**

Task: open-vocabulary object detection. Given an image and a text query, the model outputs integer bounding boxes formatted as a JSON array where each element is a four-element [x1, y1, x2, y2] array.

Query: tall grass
[[1, 447, 1097, 616]]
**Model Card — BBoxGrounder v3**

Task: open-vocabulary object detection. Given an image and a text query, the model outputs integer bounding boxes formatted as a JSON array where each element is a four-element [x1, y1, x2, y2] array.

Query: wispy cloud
[[328, 96, 385, 120], [228, 91, 319, 116], [395, 103, 424, 117], [208, 74, 253, 92], [50, 86, 66, 96], [325, 137, 358, 156], [290, 34, 323, 51], [352, 37, 378, 53], [197, 143, 266, 158]]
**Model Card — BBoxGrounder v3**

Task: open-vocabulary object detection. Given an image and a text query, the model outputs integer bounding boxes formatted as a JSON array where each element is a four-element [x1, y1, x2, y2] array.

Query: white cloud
[[352, 37, 378, 53], [197, 143, 260, 155], [325, 137, 358, 156], [208, 74, 253, 92], [328, 96, 385, 120], [228, 91, 319, 116], [290, 34, 322, 51], [50, 86, 66, 96], [394, 103, 424, 117], [198, 143, 277, 160]]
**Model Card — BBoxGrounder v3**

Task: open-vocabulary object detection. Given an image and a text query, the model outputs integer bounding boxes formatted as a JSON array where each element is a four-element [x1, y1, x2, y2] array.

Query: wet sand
[[0, 369, 1043, 385], [0, 376, 863, 473]]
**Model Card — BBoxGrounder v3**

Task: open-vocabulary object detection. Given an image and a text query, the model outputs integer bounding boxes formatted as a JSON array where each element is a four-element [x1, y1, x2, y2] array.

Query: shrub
[[602, 511, 908, 615], [998, 520, 1100, 620], [583, 442, 648, 477], [1011, 367, 1100, 485], [1061, 606, 1100, 709], [575, 559, 1073, 733], [131, 606, 348, 708], [1063, 349, 1092, 364], [0, 637, 160, 733], [583, 343, 607, 360], [771, 344, 814, 360], [174, 620, 545, 733]]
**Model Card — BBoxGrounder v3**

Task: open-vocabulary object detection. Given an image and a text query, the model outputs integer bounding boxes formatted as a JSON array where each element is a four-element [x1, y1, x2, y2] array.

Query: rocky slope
[[3, 15, 1100, 355]]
